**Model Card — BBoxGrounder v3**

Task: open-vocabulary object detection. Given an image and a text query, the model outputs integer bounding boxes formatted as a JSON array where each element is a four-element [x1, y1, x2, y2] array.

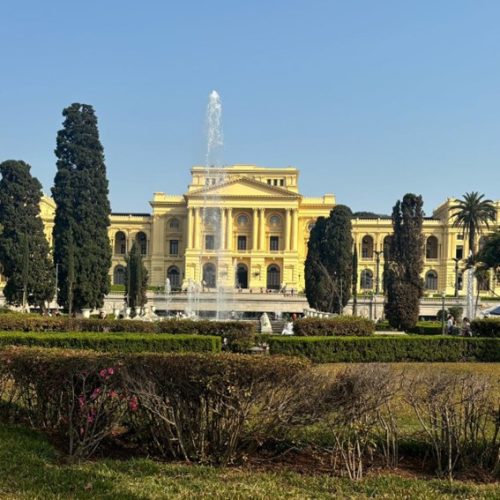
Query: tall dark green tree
[[384, 194, 424, 330], [0, 160, 54, 309], [304, 205, 353, 313], [125, 243, 148, 315], [52, 104, 111, 312], [477, 230, 500, 269]]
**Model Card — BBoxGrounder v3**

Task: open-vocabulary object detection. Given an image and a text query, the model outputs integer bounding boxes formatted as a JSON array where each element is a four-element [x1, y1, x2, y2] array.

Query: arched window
[[114, 231, 126, 255], [426, 236, 438, 259], [383, 235, 393, 260], [361, 235, 374, 259], [425, 271, 438, 290], [169, 218, 180, 230], [202, 263, 216, 288], [167, 266, 180, 289], [236, 264, 248, 289], [236, 213, 249, 226], [360, 269, 373, 290], [267, 264, 280, 290], [113, 265, 126, 285], [269, 214, 282, 226], [135, 232, 147, 255]]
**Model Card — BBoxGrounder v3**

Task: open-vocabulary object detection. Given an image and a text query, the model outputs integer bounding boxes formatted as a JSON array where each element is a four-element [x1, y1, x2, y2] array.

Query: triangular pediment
[[186, 177, 300, 199]]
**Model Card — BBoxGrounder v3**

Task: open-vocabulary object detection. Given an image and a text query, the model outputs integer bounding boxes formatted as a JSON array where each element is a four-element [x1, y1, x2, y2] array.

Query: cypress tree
[[305, 217, 332, 311], [0, 160, 54, 309], [385, 194, 424, 330], [52, 103, 111, 312], [125, 243, 148, 315], [304, 206, 353, 313]]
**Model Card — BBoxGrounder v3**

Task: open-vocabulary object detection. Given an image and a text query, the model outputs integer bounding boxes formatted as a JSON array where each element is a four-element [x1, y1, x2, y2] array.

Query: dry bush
[[325, 364, 400, 479], [404, 370, 500, 480], [123, 353, 311, 465]]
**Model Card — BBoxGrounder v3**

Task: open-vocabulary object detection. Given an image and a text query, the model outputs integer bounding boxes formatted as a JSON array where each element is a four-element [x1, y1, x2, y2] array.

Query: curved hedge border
[[268, 336, 500, 362], [293, 317, 374, 336], [0, 314, 253, 337], [471, 318, 500, 338], [0, 332, 221, 353]]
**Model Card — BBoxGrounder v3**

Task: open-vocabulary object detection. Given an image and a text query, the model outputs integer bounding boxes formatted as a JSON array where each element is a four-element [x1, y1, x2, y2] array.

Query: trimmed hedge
[[471, 318, 500, 338], [0, 314, 254, 337], [268, 336, 500, 362], [406, 321, 443, 335], [0, 332, 221, 353], [293, 317, 375, 336]]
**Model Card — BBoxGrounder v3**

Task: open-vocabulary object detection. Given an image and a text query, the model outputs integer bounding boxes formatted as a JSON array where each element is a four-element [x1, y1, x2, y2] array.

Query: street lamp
[[441, 292, 446, 335], [374, 250, 383, 295]]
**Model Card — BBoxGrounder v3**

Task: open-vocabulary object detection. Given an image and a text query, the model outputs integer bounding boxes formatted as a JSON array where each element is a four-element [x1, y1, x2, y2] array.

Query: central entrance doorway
[[236, 264, 248, 289]]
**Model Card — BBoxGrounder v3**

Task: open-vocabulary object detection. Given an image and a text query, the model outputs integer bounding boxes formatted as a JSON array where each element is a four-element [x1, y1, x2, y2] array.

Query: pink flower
[[107, 368, 114, 376], [128, 396, 139, 412], [90, 387, 101, 400], [109, 390, 118, 399], [87, 415, 94, 424], [99, 369, 107, 378], [78, 395, 86, 409]]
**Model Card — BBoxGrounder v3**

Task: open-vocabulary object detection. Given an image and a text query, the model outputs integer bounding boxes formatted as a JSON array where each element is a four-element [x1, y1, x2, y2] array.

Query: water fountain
[[203, 90, 229, 319]]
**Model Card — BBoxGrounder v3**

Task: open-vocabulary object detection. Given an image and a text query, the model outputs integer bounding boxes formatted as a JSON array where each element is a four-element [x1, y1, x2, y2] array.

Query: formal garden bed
[[0, 350, 498, 496]]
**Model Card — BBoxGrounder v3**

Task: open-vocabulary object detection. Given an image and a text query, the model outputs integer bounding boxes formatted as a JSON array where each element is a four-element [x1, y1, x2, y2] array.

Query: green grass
[[0, 424, 498, 499]]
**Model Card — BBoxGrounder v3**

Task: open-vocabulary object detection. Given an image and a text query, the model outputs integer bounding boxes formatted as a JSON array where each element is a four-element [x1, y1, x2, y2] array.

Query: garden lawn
[[0, 424, 498, 500]]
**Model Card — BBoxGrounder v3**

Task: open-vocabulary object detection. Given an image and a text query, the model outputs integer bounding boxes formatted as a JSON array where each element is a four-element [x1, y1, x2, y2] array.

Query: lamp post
[[374, 250, 383, 295], [441, 292, 446, 335]]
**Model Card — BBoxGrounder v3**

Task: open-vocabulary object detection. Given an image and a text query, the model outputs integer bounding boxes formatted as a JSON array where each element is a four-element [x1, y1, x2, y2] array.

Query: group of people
[[447, 314, 472, 336]]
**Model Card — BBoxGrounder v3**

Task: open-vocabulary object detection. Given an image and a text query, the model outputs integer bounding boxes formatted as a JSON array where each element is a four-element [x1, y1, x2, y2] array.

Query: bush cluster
[[0, 314, 254, 337], [268, 336, 500, 363], [0, 332, 221, 353], [472, 318, 500, 338], [293, 317, 374, 337], [0, 349, 316, 464], [1, 351, 498, 480]]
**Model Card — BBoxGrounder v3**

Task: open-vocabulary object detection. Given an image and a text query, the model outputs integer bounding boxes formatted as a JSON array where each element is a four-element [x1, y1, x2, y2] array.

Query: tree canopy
[[305, 205, 353, 313], [0, 160, 54, 308], [52, 103, 111, 312], [125, 243, 148, 315], [384, 194, 424, 330]]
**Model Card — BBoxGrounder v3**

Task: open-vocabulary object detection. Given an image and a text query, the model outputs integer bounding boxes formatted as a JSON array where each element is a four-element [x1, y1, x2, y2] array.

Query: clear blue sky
[[1, 1, 500, 215]]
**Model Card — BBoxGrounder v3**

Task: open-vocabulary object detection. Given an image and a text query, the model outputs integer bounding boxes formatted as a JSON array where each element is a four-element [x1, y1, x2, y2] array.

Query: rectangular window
[[273, 179, 278, 186], [457, 234, 464, 240], [169, 240, 179, 255], [270, 236, 279, 251], [279, 179, 284, 186], [267, 179, 272, 185], [456, 245, 463, 260], [237, 235, 247, 251], [205, 234, 215, 250]]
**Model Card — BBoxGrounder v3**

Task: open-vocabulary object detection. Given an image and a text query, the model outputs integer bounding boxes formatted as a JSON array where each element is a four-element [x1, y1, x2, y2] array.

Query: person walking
[[446, 314, 454, 335], [461, 317, 472, 337]]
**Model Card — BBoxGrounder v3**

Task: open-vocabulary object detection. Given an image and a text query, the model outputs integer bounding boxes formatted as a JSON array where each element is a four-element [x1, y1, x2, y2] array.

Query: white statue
[[260, 312, 272, 334], [281, 321, 294, 336]]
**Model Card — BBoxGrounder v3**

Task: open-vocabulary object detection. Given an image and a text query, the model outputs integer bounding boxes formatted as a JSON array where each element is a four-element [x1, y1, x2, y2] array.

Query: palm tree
[[450, 192, 496, 256]]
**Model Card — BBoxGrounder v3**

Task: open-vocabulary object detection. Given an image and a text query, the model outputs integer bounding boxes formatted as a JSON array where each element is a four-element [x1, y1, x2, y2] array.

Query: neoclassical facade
[[38, 165, 500, 297]]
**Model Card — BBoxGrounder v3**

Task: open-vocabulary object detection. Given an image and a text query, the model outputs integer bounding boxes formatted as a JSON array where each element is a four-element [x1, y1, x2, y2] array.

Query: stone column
[[285, 209, 291, 251], [194, 207, 201, 250], [220, 207, 226, 250], [226, 208, 233, 250], [187, 207, 193, 249], [291, 209, 299, 252], [252, 208, 259, 250], [259, 208, 266, 251]]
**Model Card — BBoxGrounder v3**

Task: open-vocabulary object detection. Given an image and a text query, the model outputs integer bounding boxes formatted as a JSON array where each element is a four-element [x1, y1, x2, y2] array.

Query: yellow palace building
[[38, 164, 500, 299]]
